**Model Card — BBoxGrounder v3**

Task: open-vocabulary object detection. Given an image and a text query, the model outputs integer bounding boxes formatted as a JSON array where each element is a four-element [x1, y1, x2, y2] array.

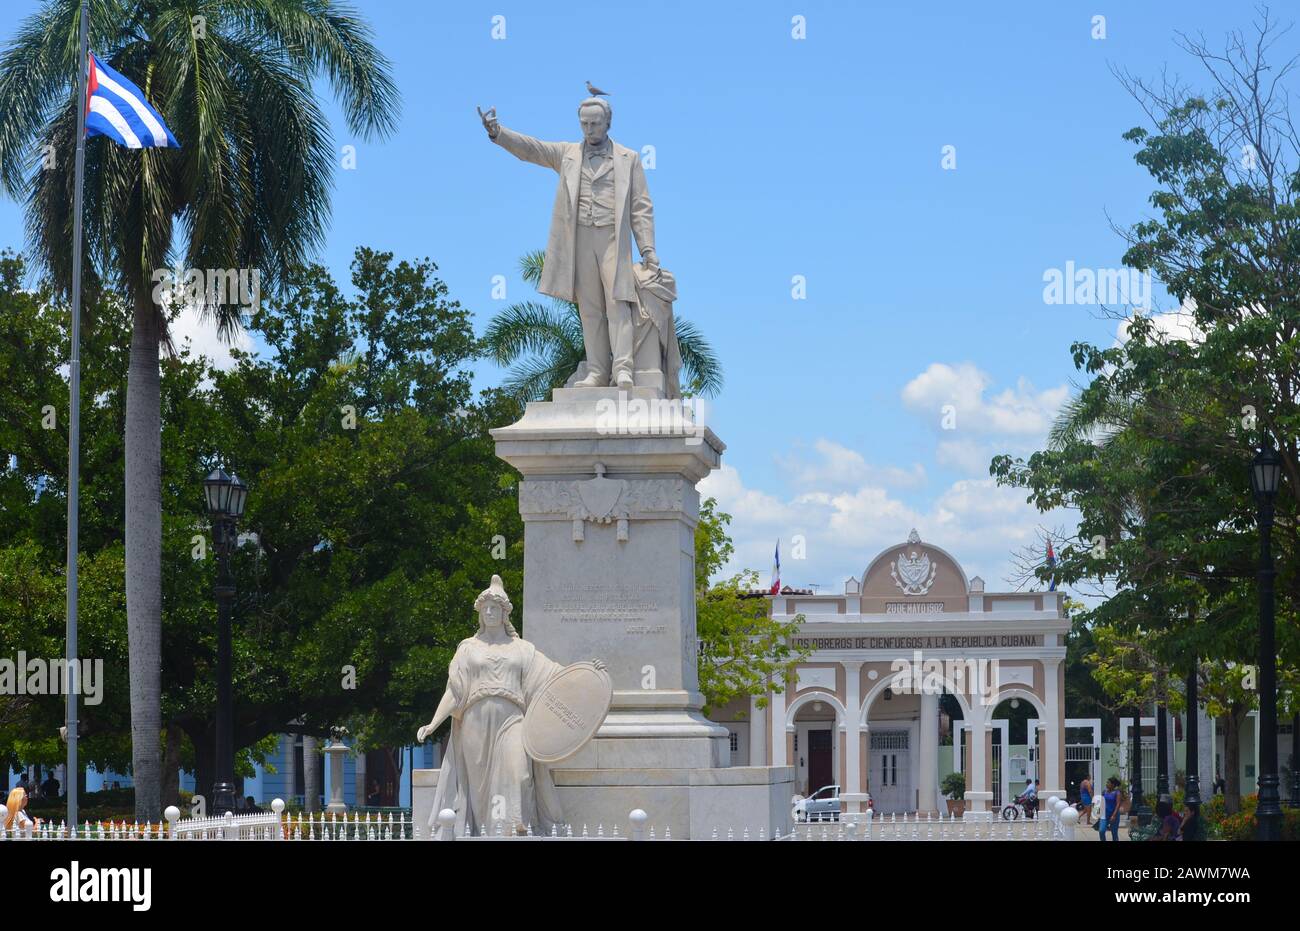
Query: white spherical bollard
[[1047, 795, 1060, 810], [438, 808, 457, 841], [629, 808, 648, 841], [1059, 805, 1079, 839]]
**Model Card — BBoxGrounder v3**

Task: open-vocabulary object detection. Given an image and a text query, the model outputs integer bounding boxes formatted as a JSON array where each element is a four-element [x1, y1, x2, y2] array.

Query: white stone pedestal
[[411, 766, 795, 838], [412, 769, 439, 834], [485, 387, 795, 838], [323, 739, 349, 814]]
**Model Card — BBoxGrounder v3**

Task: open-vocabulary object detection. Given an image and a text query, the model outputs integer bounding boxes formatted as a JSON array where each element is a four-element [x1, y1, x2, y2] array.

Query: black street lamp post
[[1289, 711, 1299, 808], [203, 467, 247, 817], [1185, 664, 1201, 808], [1250, 444, 1283, 841], [1130, 707, 1151, 828], [1156, 702, 1171, 808]]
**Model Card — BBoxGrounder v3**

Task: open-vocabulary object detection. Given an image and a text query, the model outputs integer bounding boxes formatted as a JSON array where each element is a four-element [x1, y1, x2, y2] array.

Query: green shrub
[[941, 771, 966, 798], [1201, 793, 1300, 841]]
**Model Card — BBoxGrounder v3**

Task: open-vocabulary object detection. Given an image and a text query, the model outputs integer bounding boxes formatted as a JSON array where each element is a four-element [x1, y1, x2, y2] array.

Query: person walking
[[1078, 775, 1094, 825], [1097, 777, 1121, 841]]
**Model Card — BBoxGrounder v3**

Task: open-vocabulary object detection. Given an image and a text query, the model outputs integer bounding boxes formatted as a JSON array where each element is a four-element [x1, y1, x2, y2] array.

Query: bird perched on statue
[[585, 81, 609, 96]]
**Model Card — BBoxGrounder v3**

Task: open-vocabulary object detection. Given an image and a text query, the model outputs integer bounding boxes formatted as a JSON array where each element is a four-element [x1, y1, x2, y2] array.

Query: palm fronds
[[486, 252, 724, 403]]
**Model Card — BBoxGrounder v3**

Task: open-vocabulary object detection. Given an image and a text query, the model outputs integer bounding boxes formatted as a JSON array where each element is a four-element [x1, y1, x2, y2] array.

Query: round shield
[[522, 661, 613, 764]]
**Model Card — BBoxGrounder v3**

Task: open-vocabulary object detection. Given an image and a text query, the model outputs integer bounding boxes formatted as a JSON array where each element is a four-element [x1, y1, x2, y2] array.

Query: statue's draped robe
[[632, 263, 682, 398], [429, 637, 565, 835]]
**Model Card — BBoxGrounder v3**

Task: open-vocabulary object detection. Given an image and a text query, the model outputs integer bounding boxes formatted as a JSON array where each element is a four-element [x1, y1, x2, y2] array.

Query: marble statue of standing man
[[480, 97, 658, 389]]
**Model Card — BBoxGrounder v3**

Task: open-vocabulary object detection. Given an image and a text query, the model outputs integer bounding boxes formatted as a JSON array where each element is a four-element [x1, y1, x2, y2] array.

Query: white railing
[[3, 799, 414, 841], [167, 800, 287, 840], [782, 795, 1080, 841], [2, 798, 1081, 841]]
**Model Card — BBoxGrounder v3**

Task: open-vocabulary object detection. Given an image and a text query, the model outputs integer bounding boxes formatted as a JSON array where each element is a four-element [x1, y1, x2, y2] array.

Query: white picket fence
[[2, 799, 415, 841], [2, 796, 1081, 841], [783, 796, 1079, 842]]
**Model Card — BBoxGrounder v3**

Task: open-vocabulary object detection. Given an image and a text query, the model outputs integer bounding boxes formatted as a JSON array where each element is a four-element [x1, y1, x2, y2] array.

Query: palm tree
[[0, 0, 397, 819], [483, 250, 723, 402]]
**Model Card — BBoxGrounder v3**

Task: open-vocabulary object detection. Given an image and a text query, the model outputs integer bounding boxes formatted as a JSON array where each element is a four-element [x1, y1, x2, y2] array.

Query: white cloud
[[168, 304, 251, 371], [901, 362, 1067, 437], [1116, 299, 1204, 345], [696, 367, 1071, 594], [776, 438, 926, 490], [934, 437, 996, 474], [701, 460, 1060, 594]]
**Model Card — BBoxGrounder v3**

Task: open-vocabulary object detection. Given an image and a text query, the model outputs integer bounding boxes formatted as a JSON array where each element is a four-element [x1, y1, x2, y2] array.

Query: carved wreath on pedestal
[[519, 463, 684, 543]]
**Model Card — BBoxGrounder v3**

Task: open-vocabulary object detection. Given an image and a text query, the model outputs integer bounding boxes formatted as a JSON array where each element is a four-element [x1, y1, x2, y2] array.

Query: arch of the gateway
[[708, 530, 1070, 815]]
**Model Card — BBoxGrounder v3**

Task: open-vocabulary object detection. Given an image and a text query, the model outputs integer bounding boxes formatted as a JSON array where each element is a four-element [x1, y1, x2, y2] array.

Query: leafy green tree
[[994, 16, 1300, 819], [172, 249, 517, 789], [482, 251, 723, 402], [1108, 15, 1300, 654], [0, 246, 517, 804], [0, 0, 399, 819], [694, 497, 808, 713]]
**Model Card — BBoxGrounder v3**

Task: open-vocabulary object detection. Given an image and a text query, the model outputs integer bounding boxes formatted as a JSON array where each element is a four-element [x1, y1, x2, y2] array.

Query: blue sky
[[0, 0, 1268, 591]]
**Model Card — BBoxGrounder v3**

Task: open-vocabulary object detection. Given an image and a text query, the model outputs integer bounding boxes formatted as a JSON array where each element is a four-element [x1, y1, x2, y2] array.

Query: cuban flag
[[85, 53, 179, 149], [770, 540, 781, 596], [1045, 538, 1057, 591]]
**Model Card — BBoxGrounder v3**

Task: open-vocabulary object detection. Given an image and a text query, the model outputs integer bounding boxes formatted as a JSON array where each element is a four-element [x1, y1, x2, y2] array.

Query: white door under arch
[[869, 729, 912, 813]]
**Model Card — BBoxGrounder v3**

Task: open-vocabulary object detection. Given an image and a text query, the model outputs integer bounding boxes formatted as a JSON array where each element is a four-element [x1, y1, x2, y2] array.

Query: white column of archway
[[749, 694, 767, 767], [968, 716, 989, 812], [918, 692, 938, 815], [843, 662, 862, 794], [1042, 657, 1065, 798], [770, 687, 787, 767]]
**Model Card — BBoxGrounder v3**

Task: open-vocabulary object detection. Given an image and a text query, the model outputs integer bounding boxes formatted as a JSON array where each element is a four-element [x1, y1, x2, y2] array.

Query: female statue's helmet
[[474, 574, 519, 638]]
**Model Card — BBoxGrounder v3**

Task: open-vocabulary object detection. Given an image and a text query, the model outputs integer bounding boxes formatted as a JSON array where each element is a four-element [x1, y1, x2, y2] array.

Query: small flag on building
[[85, 53, 179, 149], [1045, 538, 1057, 591], [770, 540, 781, 596]]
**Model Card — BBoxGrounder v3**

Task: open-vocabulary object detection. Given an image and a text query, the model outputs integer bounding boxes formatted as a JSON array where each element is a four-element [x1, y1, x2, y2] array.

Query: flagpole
[[66, 0, 89, 830]]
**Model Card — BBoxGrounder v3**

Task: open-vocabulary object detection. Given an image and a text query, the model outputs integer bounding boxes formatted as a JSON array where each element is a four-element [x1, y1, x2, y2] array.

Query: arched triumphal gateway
[[708, 530, 1071, 816]]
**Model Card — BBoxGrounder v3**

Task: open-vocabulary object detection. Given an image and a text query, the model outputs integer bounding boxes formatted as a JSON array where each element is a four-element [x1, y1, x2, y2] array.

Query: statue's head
[[474, 574, 519, 637], [577, 97, 611, 146]]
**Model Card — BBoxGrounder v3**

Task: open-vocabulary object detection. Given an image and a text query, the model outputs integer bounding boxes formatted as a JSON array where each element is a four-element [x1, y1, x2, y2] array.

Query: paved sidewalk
[[1073, 817, 1132, 841]]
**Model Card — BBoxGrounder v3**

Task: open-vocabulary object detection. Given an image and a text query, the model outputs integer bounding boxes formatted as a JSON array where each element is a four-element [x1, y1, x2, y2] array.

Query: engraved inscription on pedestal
[[541, 582, 667, 635]]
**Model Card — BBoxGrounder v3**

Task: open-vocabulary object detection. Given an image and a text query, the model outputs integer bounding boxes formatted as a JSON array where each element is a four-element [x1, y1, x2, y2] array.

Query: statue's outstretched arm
[[489, 123, 566, 173], [416, 688, 457, 742]]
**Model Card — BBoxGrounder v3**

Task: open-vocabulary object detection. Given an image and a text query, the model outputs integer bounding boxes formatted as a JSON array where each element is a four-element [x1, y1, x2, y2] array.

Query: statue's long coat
[[492, 126, 656, 304]]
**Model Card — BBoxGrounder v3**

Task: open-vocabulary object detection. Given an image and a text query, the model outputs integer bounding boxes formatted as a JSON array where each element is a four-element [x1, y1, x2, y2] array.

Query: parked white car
[[792, 784, 842, 822]]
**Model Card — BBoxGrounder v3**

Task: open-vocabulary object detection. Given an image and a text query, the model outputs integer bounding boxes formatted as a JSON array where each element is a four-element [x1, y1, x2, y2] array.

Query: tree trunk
[[161, 725, 183, 810], [126, 287, 163, 821], [1223, 706, 1247, 814]]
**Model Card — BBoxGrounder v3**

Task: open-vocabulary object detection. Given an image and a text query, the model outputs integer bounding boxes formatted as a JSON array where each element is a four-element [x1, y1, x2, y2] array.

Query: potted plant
[[941, 772, 966, 816]]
